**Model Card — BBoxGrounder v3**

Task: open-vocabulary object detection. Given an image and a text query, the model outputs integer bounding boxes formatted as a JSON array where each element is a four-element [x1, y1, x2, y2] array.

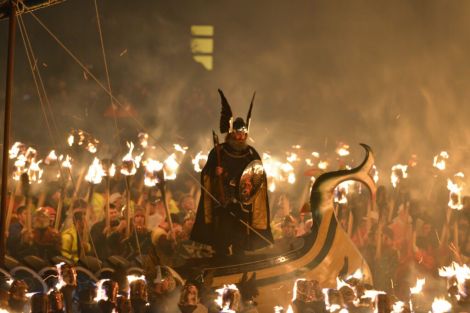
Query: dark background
[[1, 0, 469, 179]]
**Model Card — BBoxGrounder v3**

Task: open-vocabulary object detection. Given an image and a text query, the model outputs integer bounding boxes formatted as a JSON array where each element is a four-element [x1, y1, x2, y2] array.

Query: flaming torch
[[446, 174, 464, 251], [121, 142, 142, 237], [390, 164, 408, 188], [102, 160, 116, 232], [192, 151, 208, 173], [84, 157, 105, 224], [409, 278, 425, 313], [433, 151, 449, 171], [430, 298, 452, 313]]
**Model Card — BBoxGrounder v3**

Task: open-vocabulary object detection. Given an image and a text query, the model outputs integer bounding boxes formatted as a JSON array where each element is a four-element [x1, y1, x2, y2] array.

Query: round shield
[[239, 160, 266, 204]]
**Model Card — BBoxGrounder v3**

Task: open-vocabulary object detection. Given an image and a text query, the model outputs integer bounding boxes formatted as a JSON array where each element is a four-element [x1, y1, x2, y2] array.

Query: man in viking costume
[[191, 89, 273, 256]]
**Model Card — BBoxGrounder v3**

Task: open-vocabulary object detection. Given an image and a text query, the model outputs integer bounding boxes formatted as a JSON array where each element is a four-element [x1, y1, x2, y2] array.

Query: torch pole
[[125, 175, 131, 238], [105, 176, 111, 230], [5, 180, 20, 235], [157, 170, 176, 244], [54, 186, 64, 230], [0, 0, 17, 267]]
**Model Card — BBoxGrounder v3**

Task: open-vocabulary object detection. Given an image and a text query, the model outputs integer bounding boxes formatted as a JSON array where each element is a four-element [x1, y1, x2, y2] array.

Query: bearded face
[[226, 131, 248, 152]]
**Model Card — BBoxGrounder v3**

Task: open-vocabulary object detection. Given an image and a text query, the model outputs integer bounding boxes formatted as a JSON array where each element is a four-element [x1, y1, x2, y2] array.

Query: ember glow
[[431, 298, 452, 313], [391, 164, 408, 188], [433, 151, 449, 171], [446, 178, 463, 210], [409, 278, 425, 294], [85, 157, 105, 184], [192, 151, 208, 172]]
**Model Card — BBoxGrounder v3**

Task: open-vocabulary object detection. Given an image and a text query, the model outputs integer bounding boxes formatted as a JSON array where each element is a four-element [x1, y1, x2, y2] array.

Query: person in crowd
[[148, 267, 181, 313], [274, 215, 304, 252], [373, 227, 399, 294], [124, 207, 154, 260], [90, 203, 126, 261], [178, 282, 208, 313], [176, 194, 197, 224], [61, 202, 90, 263], [31, 207, 61, 261], [7, 205, 33, 260]]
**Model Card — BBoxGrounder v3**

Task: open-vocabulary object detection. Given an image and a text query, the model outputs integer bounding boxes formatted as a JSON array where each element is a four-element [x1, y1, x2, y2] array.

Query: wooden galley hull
[[196, 144, 377, 312]]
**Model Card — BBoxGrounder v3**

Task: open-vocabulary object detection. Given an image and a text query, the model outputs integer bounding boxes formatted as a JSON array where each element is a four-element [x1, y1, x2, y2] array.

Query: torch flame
[[143, 158, 163, 187], [361, 289, 386, 299], [94, 279, 110, 302], [391, 164, 408, 188], [121, 142, 142, 176], [431, 298, 452, 313], [346, 268, 363, 281], [192, 151, 208, 173], [67, 134, 74, 146], [433, 151, 449, 171], [138, 132, 149, 148], [85, 157, 105, 185], [13, 155, 27, 181], [336, 143, 350, 156], [9, 142, 24, 159], [286, 152, 299, 163], [163, 154, 179, 180], [45, 150, 58, 165], [447, 178, 463, 210], [215, 284, 239, 312], [410, 278, 425, 294], [28, 158, 43, 184], [392, 301, 405, 313], [174, 144, 188, 154], [318, 160, 328, 170]]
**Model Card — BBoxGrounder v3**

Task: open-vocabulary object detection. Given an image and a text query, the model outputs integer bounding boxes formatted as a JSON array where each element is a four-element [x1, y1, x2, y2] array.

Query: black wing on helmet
[[246, 92, 256, 132], [218, 89, 233, 134]]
